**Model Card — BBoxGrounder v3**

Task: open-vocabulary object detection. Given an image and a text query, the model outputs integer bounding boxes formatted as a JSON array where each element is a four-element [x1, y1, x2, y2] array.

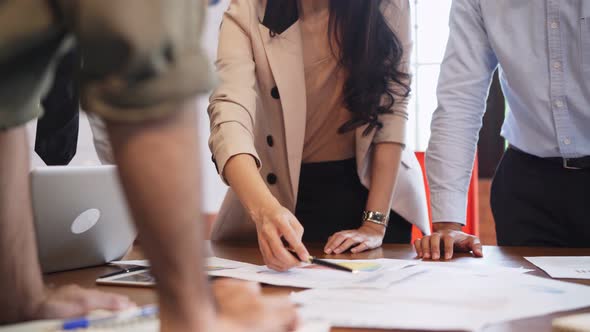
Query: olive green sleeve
[[68, 0, 215, 123]]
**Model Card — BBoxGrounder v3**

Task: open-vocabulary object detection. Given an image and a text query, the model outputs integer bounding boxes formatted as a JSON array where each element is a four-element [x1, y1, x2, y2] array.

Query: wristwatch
[[362, 210, 389, 228]]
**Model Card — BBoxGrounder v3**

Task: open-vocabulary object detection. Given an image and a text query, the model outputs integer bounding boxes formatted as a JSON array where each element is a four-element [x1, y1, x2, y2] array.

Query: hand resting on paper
[[324, 222, 386, 254], [212, 278, 298, 332], [414, 222, 483, 260], [29, 284, 134, 320]]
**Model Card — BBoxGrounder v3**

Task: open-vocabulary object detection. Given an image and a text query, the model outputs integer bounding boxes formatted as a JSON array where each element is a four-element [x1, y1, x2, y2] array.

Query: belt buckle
[[563, 158, 582, 170]]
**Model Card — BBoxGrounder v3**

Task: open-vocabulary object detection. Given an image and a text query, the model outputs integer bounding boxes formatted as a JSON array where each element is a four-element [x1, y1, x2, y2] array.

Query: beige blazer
[[209, 0, 430, 240]]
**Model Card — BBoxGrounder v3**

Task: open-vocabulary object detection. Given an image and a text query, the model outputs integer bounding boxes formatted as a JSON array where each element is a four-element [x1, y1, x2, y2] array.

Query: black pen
[[306, 256, 358, 273], [286, 247, 357, 273], [99, 266, 148, 279]]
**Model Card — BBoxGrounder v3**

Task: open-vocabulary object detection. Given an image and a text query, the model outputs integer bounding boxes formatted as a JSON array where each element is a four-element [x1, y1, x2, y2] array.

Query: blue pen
[[62, 305, 158, 330]]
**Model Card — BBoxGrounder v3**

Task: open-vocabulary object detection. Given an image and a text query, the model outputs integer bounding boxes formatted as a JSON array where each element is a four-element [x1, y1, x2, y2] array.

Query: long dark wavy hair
[[263, 0, 410, 135]]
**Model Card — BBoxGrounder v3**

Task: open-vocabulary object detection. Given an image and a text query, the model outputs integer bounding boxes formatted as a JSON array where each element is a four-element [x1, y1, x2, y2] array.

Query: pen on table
[[286, 247, 358, 273], [307, 256, 358, 273], [61, 305, 158, 330], [99, 265, 148, 279]]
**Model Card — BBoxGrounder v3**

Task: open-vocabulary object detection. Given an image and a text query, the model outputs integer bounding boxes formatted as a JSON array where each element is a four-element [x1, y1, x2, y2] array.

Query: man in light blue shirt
[[416, 0, 590, 259]]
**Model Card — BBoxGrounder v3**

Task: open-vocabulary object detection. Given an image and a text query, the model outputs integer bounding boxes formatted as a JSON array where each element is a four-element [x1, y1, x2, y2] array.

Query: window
[[407, 0, 453, 151]]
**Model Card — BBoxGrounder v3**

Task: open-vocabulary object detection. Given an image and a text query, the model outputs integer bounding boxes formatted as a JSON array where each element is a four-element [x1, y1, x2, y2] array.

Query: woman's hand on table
[[251, 201, 309, 271], [213, 279, 298, 332], [324, 222, 386, 254]]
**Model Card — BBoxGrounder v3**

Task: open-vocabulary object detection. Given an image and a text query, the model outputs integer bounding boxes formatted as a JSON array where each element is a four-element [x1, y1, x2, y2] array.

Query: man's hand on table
[[414, 222, 483, 260], [212, 279, 298, 332], [30, 285, 134, 320]]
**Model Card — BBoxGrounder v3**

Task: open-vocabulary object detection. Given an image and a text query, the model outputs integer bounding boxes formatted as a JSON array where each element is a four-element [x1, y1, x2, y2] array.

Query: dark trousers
[[491, 147, 590, 247], [295, 159, 412, 244]]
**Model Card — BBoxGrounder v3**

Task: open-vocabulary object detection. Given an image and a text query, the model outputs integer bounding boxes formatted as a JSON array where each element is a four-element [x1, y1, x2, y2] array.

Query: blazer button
[[266, 135, 274, 147], [267, 173, 277, 185], [271, 86, 280, 99]]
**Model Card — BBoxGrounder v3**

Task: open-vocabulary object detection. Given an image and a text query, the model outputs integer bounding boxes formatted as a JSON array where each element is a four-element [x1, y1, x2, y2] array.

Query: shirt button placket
[[546, 0, 574, 158]]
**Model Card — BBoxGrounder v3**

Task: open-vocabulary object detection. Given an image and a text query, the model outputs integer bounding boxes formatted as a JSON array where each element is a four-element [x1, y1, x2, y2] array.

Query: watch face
[[364, 211, 386, 221], [362, 211, 389, 228]]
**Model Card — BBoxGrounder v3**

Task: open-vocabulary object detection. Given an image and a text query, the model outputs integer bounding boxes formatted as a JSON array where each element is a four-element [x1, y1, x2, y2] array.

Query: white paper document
[[208, 259, 418, 289], [207, 258, 530, 289], [292, 264, 590, 331], [525, 256, 590, 279]]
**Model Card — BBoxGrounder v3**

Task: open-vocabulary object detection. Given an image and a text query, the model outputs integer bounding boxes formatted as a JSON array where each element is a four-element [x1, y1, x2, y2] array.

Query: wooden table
[[44, 243, 590, 332]]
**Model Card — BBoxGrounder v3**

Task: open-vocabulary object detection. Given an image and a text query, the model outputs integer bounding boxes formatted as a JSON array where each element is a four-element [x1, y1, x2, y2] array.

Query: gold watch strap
[[362, 210, 389, 228]]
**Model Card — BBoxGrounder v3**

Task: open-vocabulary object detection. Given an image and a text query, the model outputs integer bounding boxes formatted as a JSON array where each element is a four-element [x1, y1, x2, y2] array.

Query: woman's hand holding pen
[[324, 222, 386, 255], [250, 200, 310, 271], [223, 155, 309, 272]]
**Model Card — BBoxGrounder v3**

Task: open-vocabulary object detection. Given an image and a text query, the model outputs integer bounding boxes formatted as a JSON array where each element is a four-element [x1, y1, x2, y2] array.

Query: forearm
[[366, 143, 403, 215], [425, 0, 497, 225], [323, 143, 404, 254], [223, 154, 308, 269], [0, 127, 45, 323], [223, 154, 279, 216], [106, 105, 212, 331]]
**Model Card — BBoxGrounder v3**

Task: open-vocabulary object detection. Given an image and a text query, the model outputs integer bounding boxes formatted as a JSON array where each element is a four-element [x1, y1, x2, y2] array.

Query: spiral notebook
[[0, 315, 329, 332], [0, 313, 158, 332]]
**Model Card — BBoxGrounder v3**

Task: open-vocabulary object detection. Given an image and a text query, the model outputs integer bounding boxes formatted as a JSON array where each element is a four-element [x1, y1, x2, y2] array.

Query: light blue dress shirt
[[426, 0, 590, 224]]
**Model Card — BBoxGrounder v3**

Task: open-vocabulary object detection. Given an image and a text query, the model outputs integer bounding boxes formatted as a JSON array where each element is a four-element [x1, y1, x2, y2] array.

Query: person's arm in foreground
[[0, 127, 132, 324], [72, 0, 297, 330], [107, 107, 297, 332], [421, 0, 498, 259], [324, 143, 403, 254], [107, 107, 211, 331]]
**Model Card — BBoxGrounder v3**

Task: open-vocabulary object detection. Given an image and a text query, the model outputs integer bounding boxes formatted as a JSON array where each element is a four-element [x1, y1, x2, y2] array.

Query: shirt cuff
[[210, 121, 260, 185], [429, 191, 468, 225], [372, 113, 407, 144]]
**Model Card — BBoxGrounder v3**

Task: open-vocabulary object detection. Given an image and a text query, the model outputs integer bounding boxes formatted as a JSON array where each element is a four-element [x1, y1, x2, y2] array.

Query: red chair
[[411, 152, 479, 242]]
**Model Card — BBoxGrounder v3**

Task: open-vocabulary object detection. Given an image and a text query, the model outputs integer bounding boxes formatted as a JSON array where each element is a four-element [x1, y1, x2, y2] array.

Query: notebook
[[0, 314, 157, 332], [0, 316, 329, 332]]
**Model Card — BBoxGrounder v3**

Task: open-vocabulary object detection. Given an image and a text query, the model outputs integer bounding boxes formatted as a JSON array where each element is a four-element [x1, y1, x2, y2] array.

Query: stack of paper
[[113, 256, 590, 331], [291, 265, 590, 331], [208, 258, 417, 289], [206, 258, 531, 289]]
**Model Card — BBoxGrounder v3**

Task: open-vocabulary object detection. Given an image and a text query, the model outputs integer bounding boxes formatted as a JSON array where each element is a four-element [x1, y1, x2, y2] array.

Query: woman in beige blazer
[[209, 0, 430, 271]]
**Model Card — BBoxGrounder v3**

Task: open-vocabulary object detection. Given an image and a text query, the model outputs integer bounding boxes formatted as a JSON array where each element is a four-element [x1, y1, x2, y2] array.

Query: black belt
[[509, 145, 590, 170]]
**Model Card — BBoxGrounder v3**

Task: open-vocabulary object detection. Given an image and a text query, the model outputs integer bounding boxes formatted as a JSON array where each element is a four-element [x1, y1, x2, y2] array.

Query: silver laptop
[[31, 166, 136, 273]]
